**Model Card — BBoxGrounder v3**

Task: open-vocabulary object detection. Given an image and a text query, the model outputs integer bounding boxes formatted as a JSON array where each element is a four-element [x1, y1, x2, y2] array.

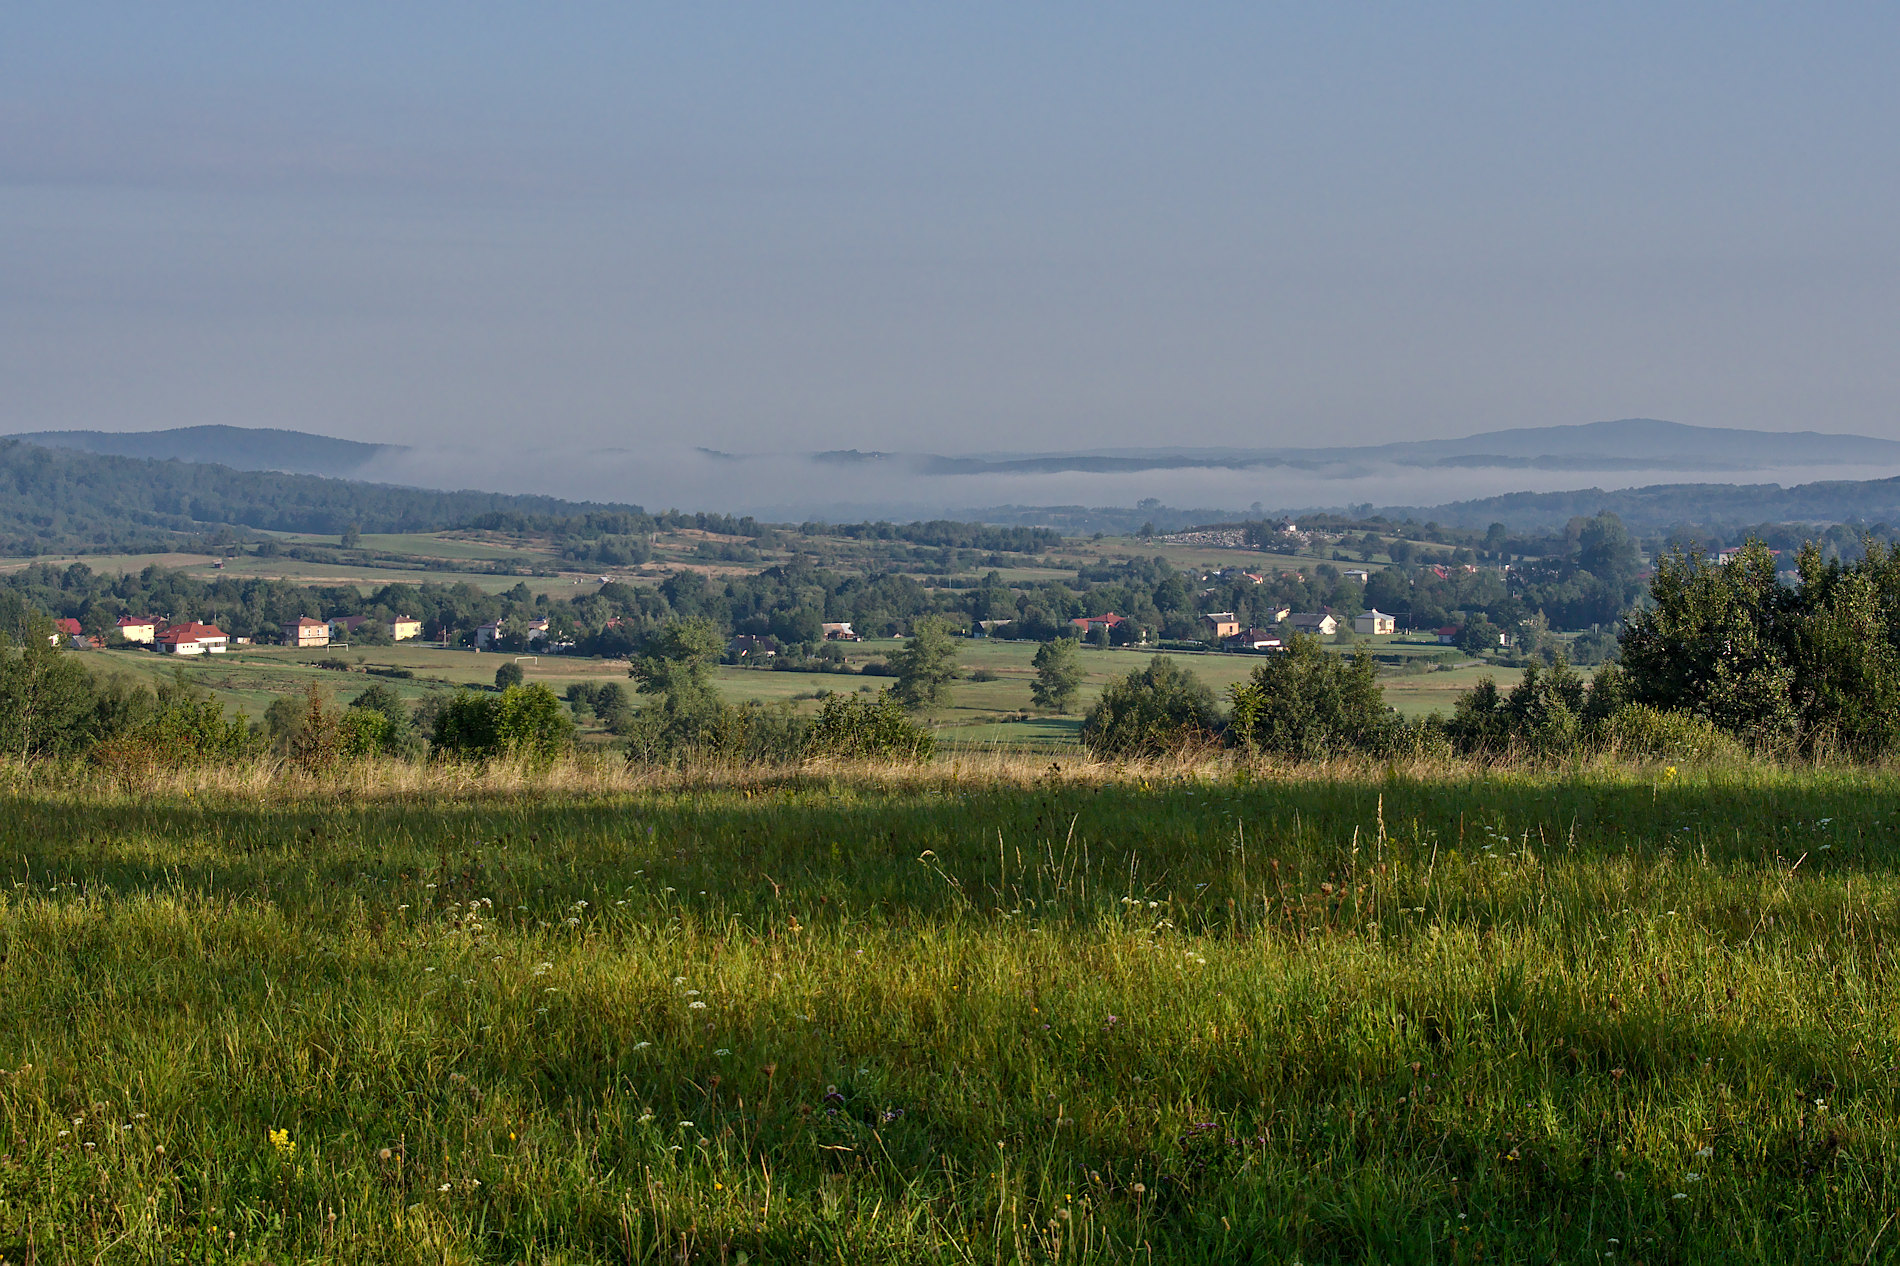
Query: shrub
[[1081, 656, 1220, 758], [432, 685, 573, 764], [1226, 636, 1396, 759], [494, 662, 525, 690], [621, 700, 810, 766], [806, 691, 934, 762], [1447, 658, 1594, 757], [1602, 704, 1747, 764]]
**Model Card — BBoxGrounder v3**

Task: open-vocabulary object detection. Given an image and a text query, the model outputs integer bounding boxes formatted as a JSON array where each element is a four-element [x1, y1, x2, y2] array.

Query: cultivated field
[[0, 760, 1892, 1261]]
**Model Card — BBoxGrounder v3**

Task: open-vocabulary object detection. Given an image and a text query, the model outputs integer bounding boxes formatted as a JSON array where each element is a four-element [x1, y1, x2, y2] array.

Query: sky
[[5, 4, 1900, 489]]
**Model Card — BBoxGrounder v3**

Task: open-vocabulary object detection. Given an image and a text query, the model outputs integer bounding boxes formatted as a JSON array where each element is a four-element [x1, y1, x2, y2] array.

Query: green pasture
[[80, 635, 1508, 746], [2, 766, 1897, 1261], [0, 551, 592, 597]]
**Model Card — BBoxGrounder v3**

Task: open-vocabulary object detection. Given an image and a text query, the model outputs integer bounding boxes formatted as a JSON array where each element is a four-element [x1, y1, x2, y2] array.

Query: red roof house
[[157, 622, 229, 656]]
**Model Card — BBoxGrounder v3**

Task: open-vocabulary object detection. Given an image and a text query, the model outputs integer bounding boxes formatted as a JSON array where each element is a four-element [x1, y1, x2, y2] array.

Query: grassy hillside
[[0, 763, 1893, 1260]]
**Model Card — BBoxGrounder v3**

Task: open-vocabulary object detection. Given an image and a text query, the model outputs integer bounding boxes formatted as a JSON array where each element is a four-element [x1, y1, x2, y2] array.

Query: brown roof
[[289, 617, 328, 628]]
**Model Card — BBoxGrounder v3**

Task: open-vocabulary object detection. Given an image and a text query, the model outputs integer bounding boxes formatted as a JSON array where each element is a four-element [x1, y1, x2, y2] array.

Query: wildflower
[[269, 1128, 297, 1159], [674, 977, 687, 985], [638, 1113, 655, 1124], [1685, 1172, 1702, 1182], [679, 1120, 694, 1128], [439, 1183, 452, 1192], [533, 962, 553, 976], [690, 1001, 707, 1009], [1672, 1192, 1687, 1200], [715, 1048, 732, 1056], [1695, 1145, 1713, 1159], [634, 1041, 651, 1050]]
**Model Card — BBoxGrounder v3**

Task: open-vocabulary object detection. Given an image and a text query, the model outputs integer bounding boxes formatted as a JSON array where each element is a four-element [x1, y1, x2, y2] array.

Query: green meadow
[[2, 761, 1897, 1262]]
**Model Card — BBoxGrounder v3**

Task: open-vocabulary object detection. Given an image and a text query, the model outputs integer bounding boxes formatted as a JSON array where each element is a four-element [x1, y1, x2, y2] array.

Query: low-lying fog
[[362, 443, 1900, 522]]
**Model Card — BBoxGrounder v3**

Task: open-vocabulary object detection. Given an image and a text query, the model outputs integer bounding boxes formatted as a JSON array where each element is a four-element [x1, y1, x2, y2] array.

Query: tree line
[[1072, 539, 1900, 763]]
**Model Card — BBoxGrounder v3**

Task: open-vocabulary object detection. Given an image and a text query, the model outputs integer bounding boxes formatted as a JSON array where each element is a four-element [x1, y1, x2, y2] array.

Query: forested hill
[[1395, 475, 1900, 531], [5, 425, 398, 477], [0, 439, 649, 554]]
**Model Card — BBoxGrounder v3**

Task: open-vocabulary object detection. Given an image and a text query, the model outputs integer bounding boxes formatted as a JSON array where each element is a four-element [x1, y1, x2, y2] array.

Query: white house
[[1353, 609, 1396, 636]]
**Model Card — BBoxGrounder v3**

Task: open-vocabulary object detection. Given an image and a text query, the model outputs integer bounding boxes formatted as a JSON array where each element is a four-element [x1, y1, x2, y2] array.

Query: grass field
[[0, 552, 594, 599], [1, 759, 1895, 1261], [81, 636, 1512, 750]]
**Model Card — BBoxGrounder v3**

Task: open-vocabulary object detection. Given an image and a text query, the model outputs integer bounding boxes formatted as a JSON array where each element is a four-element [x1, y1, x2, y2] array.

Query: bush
[[432, 685, 574, 764], [494, 662, 525, 690], [806, 691, 934, 762], [621, 700, 810, 766], [1226, 636, 1396, 759], [1602, 704, 1747, 764], [1081, 656, 1220, 759], [1447, 658, 1593, 757]]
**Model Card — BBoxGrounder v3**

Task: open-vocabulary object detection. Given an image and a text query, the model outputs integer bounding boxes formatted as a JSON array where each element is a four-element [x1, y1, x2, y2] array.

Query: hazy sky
[[7, 4, 1900, 457]]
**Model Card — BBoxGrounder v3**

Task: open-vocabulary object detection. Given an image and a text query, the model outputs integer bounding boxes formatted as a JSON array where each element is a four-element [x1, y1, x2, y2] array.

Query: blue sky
[[5, 4, 1898, 459]]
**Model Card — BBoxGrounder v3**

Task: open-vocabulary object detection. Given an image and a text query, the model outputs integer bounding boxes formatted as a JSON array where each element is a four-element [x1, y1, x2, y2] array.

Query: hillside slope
[[0, 440, 646, 555]]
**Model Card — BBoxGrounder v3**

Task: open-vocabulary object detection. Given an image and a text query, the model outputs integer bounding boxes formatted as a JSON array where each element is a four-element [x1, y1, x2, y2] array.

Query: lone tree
[[630, 618, 725, 719], [890, 616, 961, 710], [1030, 637, 1085, 713], [494, 662, 525, 690]]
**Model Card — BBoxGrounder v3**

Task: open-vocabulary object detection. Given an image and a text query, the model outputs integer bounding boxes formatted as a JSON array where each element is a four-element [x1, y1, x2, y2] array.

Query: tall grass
[[2, 763, 1898, 1260]]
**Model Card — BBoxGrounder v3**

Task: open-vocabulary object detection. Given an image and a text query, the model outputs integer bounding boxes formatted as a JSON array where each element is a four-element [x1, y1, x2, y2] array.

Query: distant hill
[[913, 418, 1900, 477], [1388, 476, 1900, 533], [5, 425, 401, 478], [0, 439, 647, 556]]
